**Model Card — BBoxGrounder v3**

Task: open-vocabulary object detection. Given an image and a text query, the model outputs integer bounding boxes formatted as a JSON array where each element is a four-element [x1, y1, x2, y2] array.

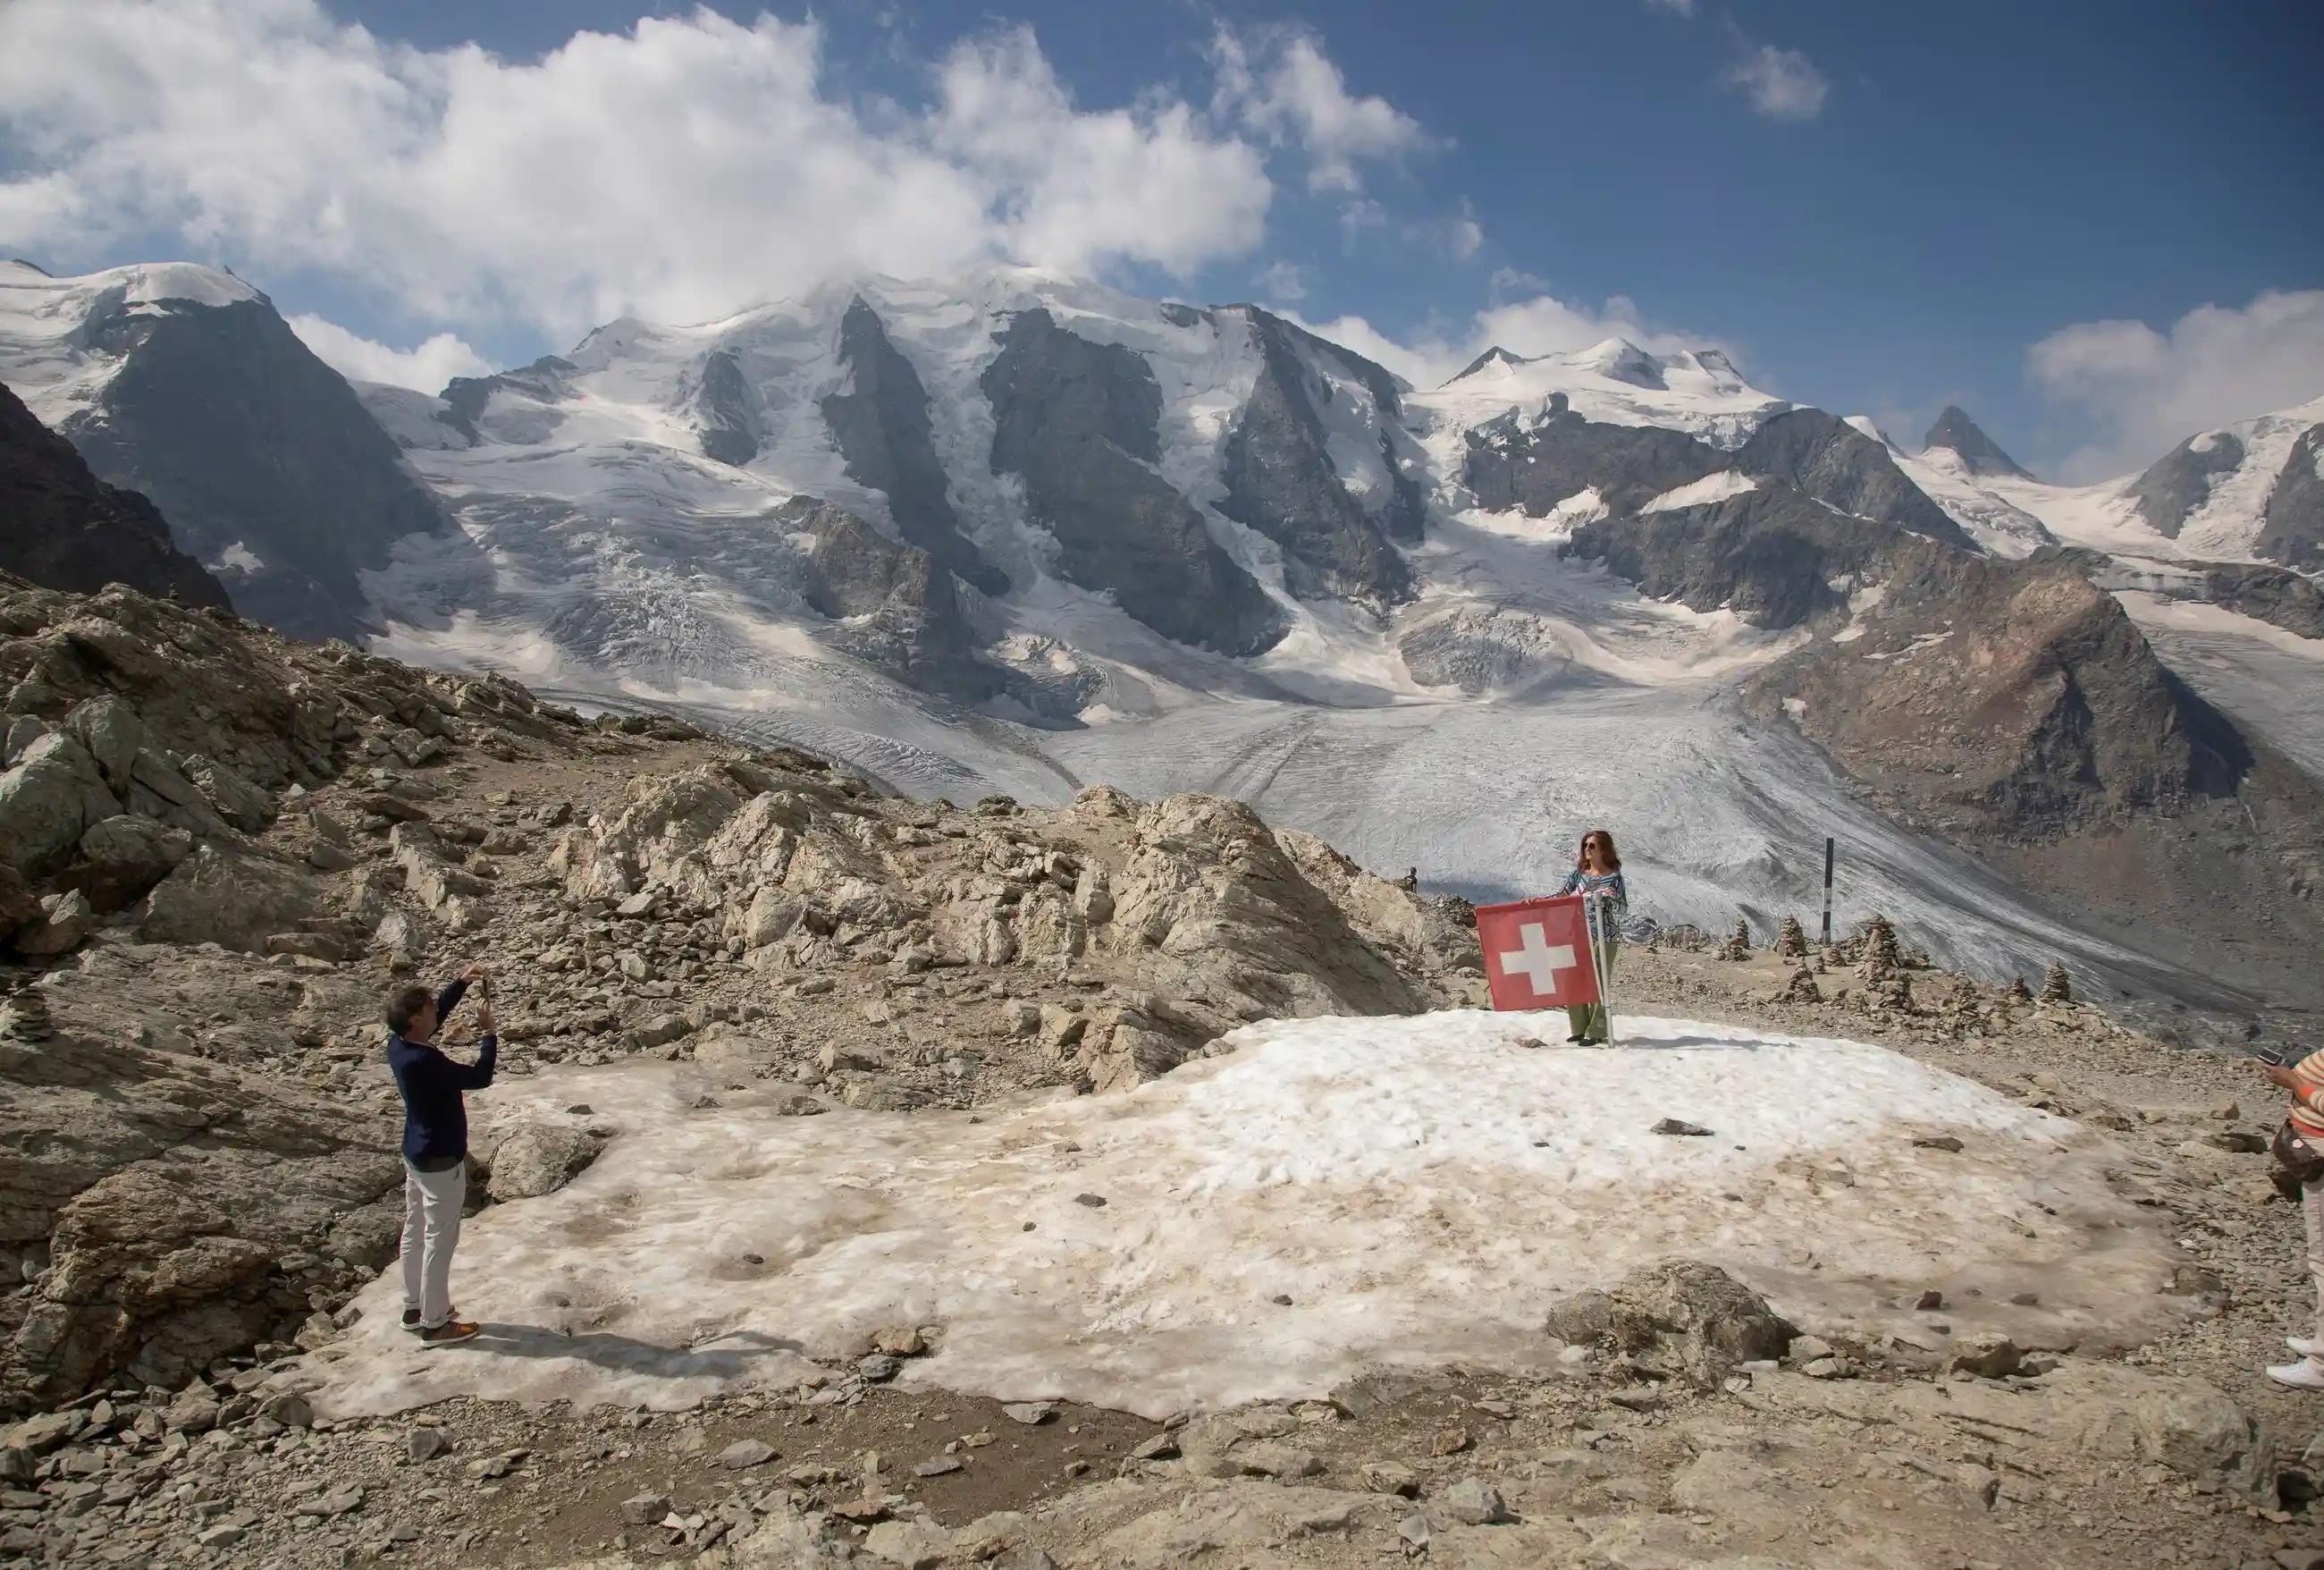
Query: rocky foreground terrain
[[0, 575, 2314, 1569]]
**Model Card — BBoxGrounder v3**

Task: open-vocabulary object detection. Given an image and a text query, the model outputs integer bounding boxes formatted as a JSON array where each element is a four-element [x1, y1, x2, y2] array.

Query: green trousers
[[1566, 937, 1616, 1042]]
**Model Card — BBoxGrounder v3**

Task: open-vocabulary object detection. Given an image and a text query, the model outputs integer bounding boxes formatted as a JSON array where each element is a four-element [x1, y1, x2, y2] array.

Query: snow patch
[[1640, 471, 1760, 514], [302, 1012, 2175, 1421]]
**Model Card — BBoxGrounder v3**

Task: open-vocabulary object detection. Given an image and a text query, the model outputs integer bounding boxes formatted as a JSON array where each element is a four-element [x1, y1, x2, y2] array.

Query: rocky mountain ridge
[[0, 382, 226, 612]]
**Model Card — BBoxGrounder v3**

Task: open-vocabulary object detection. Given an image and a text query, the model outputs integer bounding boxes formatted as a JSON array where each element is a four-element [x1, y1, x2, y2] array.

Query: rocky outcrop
[[1748, 547, 2255, 834], [821, 298, 1006, 595], [780, 497, 1001, 704], [1568, 480, 1909, 628], [2128, 428, 2244, 537], [1462, 394, 1719, 517], [2256, 422, 2324, 569], [437, 354, 577, 447], [1544, 1259, 1795, 1389], [55, 292, 446, 639], [981, 308, 1284, 656], [0, 384, 230, 612], [1215, 311, 1414, 608], [691, 349, 762, 468], [1733, 409, 1975, 548], [1922, 404, 2033, 479], [2202, 561, 2324, 638], [0, 1007, 401, 1414]]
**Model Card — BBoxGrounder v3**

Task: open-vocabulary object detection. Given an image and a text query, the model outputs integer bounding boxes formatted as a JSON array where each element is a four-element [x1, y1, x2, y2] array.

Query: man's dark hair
[[385, 985, 435, 1037]]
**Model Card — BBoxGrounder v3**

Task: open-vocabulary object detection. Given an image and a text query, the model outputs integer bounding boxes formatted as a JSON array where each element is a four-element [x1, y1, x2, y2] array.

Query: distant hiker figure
[[1554, 831, 1627, 1044], [386, 965, 496, 1346], [2259, 1044, 2324, 1390]]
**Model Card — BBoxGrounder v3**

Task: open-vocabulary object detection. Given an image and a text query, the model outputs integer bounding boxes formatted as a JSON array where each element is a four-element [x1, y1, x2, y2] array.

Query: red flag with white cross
[[1474, 895, 1603, 1012]]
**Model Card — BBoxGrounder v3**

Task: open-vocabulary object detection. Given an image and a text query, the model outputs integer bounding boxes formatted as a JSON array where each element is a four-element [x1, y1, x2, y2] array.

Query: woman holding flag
[[1554, 830, 1628, 1043]]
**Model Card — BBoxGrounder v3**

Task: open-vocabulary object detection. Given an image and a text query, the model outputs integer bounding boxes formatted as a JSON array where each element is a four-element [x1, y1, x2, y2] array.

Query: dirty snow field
[[305, 1013, 2180, 1422]]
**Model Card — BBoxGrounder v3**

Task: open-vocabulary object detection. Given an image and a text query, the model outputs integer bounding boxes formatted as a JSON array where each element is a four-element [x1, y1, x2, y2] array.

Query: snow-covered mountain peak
[[0, 259, 269, 428], [1922, 404, 2033, 480], [1570, 336, 1663, 387], [1411, 335, 1787, 448]]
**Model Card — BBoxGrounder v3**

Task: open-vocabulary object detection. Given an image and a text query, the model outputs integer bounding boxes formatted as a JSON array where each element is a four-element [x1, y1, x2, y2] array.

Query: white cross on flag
[[1474, 895, 1602, 1011]]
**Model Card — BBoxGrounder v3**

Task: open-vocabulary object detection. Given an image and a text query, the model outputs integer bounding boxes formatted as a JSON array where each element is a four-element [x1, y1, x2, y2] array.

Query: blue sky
[[4, 0, 2320, 477]]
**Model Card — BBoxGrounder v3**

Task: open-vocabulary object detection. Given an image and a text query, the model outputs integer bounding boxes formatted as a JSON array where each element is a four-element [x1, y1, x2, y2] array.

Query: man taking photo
[[386, 963, 496, 1346]]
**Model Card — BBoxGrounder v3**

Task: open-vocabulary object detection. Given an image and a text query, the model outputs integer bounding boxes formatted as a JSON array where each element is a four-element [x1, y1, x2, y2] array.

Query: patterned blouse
[[1554, 867, 1629, 940]]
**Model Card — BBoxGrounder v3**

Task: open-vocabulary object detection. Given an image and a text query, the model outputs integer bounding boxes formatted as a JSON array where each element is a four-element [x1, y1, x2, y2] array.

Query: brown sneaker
[[419, 1319, 480, 1347]]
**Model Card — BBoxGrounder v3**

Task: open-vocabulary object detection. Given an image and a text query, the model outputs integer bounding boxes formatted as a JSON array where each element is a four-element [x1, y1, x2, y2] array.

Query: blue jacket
[[387, 978, 497, 1169]]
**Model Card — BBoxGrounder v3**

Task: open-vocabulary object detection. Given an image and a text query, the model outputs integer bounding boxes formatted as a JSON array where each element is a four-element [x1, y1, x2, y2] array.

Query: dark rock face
[[1464, 394, 1720, 518], [821, 299, 1005, 595], [1568, 483, 1904, 629], [438, 355, 577, 447], [1923, 405, 2033, 479], [0, 384, 228, 611], [779, 496, 999, 704], [1733, 409, 1975, 549], [1749, 545, 2254, 834], [693, 349, 762, 468], [2203, 561, 2324, 639], [2256, 424, 2324, 570], [58, 296, 445, 639], [2127, 430, 2244, 538], [981, 309, 1284, 656], [1217, 311, 1413, 606]]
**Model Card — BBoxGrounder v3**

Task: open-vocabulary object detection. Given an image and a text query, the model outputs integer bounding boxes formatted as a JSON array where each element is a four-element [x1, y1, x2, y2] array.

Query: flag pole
[[1586, 894, 1616, 1046]]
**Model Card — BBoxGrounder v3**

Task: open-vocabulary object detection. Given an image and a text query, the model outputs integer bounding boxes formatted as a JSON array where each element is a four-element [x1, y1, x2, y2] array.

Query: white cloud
[[1251, 260, 1309, 302], [1723, 44, 1829, 121], [1210, 24, 1433, 194], [1645, 0, 1698, 14], [931, 27, 1270, 278], [0, 1, 1275, 342], [1445, 202, 1484, 260], [286, 312, 491, 392], [2026, 289, 2324, 481]]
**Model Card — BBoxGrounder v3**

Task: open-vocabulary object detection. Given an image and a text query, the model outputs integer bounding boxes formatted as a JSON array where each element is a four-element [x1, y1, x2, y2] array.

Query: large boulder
[[1544, 1260, 1795, 1388], [0, 732, 121, 876], [181, 753, 274, 832], [57, 696, 142, 793], [484, 1121, 602, 1202], [136, 843, 321, 951], [13, 890, 96, 956], [70, 815, 194, 910]]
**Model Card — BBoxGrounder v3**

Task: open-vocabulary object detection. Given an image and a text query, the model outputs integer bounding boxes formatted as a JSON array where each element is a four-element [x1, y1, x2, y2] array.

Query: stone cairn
[[1780, 966, 1823, 1004], [1944, 978, 1984, 1037], [0, 987, 55, 1042], [2008, 975, 2034, 1004], [2041, 959, 2073, 1005], [1775, 915, 1809, 960], [1717, 917, 1753, 962], [1860, 915, 1902, 980]]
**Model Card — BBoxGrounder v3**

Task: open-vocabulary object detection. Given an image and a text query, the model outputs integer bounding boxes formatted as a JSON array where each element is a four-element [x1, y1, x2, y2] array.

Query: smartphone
[[2261, 1042, 2298, 1067]]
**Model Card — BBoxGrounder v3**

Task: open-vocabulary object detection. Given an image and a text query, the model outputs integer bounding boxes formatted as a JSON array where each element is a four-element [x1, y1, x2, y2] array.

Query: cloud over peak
[[0, 1, 1323, 341], [2027, 288, 2324, 480]]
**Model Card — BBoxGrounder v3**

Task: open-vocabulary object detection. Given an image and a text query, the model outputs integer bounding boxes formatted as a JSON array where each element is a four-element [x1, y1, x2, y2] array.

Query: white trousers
[[400, 1160, 466, 1328], [2304, 1177, 2324, 1358]]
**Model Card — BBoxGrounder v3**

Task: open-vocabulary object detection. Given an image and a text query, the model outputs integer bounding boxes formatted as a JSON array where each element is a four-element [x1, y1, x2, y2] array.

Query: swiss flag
[[1475, 895, 1604, 1012]]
